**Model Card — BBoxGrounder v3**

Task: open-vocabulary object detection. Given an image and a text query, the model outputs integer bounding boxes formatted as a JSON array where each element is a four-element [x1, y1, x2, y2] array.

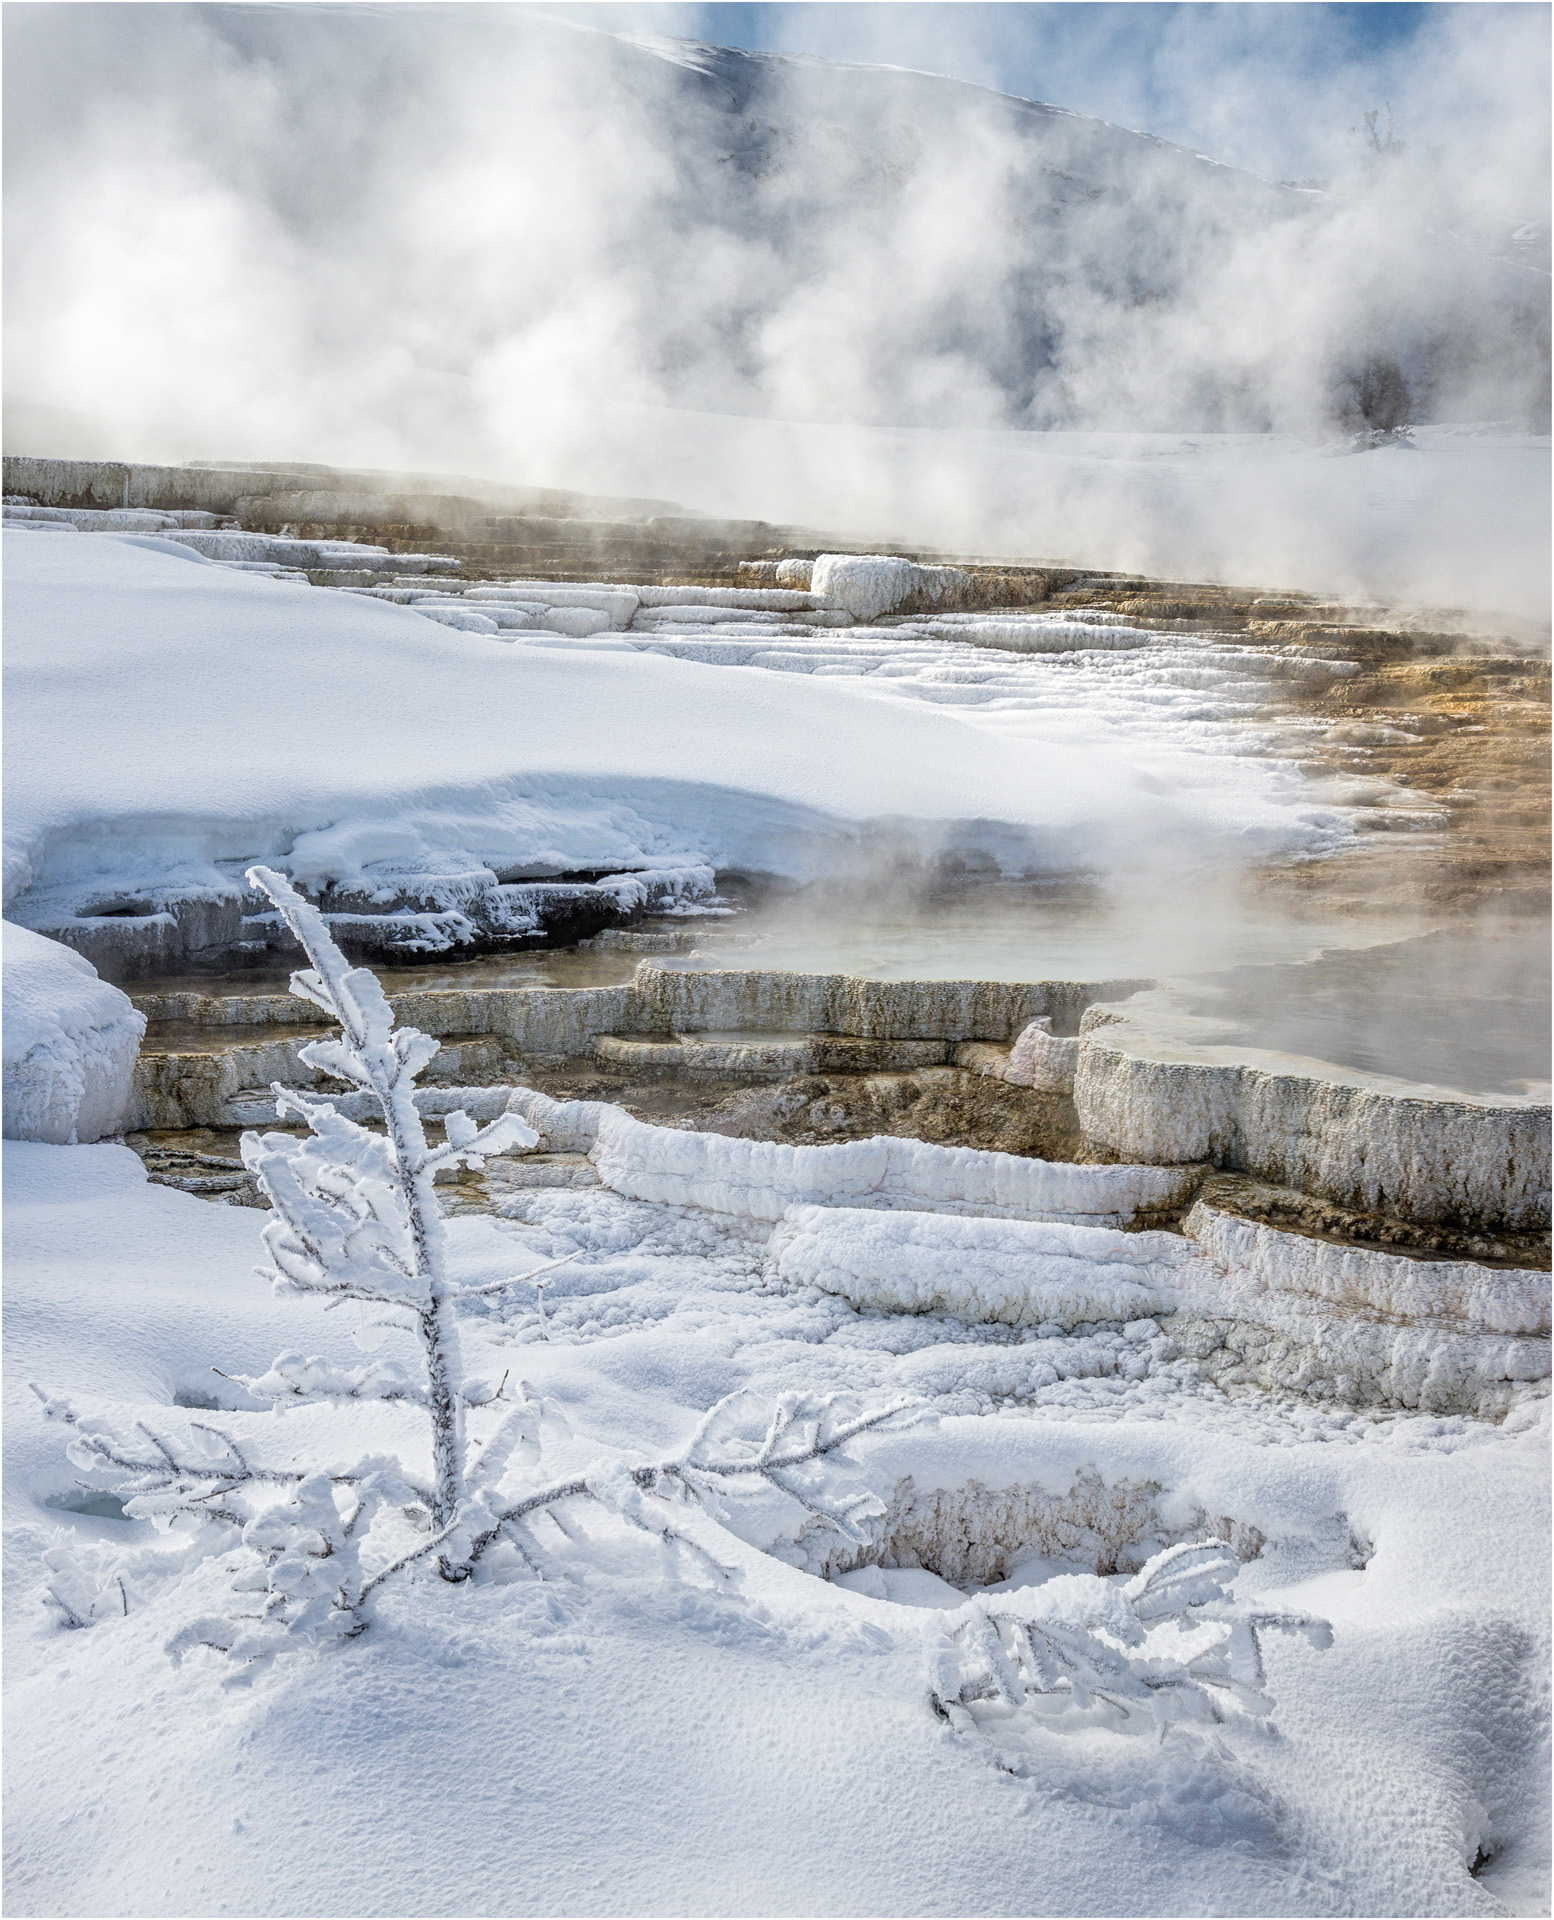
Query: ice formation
[[1, 925, 143, 1143], [757, 1192, 1547, 1417], [510, 1088, 1199, 1224], [1184, 1200, 1551, 1339], [808, 553, 969, 620], [1005, 1016, 1082, 1093], [771, 1206, 1193, 1325]]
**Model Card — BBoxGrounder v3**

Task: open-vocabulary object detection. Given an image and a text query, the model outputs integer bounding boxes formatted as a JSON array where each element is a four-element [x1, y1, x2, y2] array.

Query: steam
[[4, 4, 1548, 611]]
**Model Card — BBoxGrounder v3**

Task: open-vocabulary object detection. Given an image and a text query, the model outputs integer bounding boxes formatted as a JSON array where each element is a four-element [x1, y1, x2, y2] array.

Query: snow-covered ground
[[4, 525, 1548, 1918], [1, 924, 144, 1143], [2, 528, 1348, 915], [6, 1136, 1549, 1916], [3, 523, 1362, 1142]]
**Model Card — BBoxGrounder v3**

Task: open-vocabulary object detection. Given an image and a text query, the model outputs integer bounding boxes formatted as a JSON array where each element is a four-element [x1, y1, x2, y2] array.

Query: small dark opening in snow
[[172, 1387, 223, 1410], [43, 1490, 129, 1522], [172, 1381, 266, 1412]]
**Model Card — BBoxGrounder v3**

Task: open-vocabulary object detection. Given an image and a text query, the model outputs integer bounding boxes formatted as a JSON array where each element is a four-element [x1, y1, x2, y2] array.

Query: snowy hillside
[[5, 8, 1547, 475], [596, 27, 1545, 430]]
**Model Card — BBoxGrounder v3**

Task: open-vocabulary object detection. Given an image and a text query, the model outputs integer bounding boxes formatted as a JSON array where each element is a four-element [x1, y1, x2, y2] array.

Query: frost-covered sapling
[[34, 865, 560, 1647], [34, 868, 913, 1654], [35, 873, 1326, 1735]]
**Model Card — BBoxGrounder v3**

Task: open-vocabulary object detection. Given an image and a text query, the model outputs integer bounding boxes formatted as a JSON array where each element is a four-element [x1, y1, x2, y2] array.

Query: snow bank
[[2, 925, 143, 1142], [9, 1133, 1548, 1916], [5, 533, 1299, 911], [509, 1088, 1198, 1223], [771, 1206, 1193, 1324], [409, 602, 500, 633], [157, 529, 397, 569]]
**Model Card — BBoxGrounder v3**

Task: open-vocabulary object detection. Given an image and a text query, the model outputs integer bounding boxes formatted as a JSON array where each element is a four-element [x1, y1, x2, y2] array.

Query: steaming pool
[[130, 876, 1549, 1102]]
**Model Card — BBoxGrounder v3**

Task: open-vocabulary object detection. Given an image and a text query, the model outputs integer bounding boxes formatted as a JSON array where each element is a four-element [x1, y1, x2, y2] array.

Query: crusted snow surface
[[501, 1087, 1548, 1417], [1, 925, 144, 1143], [5, 1139, 1550, 1916]]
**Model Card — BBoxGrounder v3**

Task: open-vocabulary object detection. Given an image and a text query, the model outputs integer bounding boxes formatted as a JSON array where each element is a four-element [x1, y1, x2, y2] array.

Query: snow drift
[[771, 1206, 1192, 1325], [2, 533, 1336, 922], [1, 925, 143, 1143]]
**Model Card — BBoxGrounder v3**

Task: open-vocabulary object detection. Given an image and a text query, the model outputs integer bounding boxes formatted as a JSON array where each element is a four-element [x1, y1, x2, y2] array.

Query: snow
[[1, 514, 1544, 1912], [408, 601, 501, 633], [810, 554, 957, 620], [6, 1137, 1549, 1915], [0, 924, 143, 1143], [2, 530, 1347, 921], [512, 1090, 1200, 1224], [771, 1207, 1190, 1325]]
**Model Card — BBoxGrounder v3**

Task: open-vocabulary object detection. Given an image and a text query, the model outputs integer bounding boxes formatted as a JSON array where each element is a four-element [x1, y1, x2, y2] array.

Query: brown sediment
[[515, 1060, 1088, 1162], [1189, 1171, 1551, 1273]]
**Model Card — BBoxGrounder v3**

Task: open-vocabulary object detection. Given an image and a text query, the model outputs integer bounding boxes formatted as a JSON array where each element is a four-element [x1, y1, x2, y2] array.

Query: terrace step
[[130, 1025, 518, 1129], [590, 1031, 952, 1078]]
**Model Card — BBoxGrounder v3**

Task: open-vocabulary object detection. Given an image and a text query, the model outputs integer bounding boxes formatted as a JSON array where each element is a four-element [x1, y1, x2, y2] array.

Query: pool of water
[[1184, 922, 1552, 1099], [677, 874, 1438, 982], [123, 878, 1548, 1100], [131, 944, 648, 999], [139, 1022, 325, 1053]]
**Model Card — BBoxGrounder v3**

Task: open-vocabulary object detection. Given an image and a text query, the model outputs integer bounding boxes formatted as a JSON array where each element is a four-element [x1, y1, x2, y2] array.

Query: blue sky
[[552, 3, 1549, 185]]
